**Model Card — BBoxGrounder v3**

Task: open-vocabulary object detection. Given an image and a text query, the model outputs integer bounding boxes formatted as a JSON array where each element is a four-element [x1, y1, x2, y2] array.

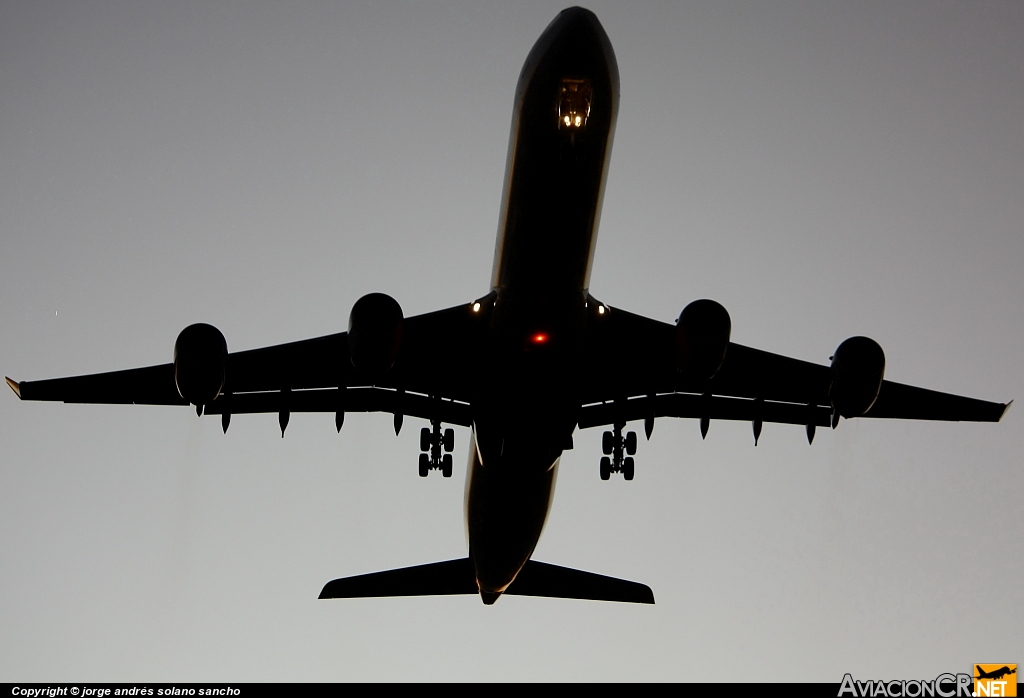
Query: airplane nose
[[543, 6, 608, 52], [521, 5, 618, 100], [553, 6, 601, 29]]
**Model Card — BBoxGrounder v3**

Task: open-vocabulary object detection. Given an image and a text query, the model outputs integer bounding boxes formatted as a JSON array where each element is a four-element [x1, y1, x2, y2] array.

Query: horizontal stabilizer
[[319, 558, 654, 604], [506, 560, 654, 604], [319, 558, 476, 599]]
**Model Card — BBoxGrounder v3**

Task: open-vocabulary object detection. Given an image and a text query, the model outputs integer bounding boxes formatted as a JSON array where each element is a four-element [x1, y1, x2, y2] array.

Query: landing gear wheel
[[418, 453, 430, 477], [420, 427, 431, 453], [623, 457, 635, 481], [600, 456, 611, 480], [625, 431, 637, 455], [602, 431, 614, 455], [443, 428, 455, 452], [441, 454, 453, 478]]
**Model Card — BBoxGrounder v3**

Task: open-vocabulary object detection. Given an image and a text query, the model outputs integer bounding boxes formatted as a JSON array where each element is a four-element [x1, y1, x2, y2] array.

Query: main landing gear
[[419, 419, 454, 477], [600, 424, 637, 481]]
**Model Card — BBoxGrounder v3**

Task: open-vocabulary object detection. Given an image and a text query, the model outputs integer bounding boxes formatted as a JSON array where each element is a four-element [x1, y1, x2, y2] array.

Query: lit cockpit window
[[557, 78, 592, 130]]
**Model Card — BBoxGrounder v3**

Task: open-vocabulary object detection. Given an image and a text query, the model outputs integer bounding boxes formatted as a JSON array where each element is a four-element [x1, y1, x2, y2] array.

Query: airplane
[[975, 667, 1016, 681], [5, 7, 1010, 605]]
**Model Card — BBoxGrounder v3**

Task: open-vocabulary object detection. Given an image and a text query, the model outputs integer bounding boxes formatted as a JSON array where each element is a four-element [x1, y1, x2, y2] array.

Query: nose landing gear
[[419, 420, 454, 477], [600, 424, 637, 480]]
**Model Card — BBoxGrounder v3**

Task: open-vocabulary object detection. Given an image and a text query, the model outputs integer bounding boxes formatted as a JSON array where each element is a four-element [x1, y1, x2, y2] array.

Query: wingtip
[[999, 400, 1013, 421], [5, 377, 22, 399]]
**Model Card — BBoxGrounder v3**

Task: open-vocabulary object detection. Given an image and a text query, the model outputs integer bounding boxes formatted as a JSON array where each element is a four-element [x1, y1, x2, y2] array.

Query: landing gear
[[625, 431, 637, 455], [599, 424, 638, 480], [418, 419, 454, 477]]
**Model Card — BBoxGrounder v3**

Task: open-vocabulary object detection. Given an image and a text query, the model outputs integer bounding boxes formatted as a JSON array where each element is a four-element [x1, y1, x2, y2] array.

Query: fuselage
[[466, 7, 619, 602]]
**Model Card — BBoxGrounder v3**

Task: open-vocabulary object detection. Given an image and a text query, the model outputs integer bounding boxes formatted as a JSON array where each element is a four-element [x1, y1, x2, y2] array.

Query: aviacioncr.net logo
[[839, 673, 973, 697], [974, 665, 1017, 697]]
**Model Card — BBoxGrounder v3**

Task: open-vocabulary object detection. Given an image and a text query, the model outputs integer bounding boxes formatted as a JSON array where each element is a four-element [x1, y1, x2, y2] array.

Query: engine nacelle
[[830, 336, 885, 418], [348, 293, 403, 381], [174, 323, 227, 407], [676, 299, 731, 380]]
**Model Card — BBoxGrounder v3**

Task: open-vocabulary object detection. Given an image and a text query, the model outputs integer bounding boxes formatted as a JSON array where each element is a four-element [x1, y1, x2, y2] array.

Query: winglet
[[5, 377, 22, 399], [999, 400, 1013, 421]]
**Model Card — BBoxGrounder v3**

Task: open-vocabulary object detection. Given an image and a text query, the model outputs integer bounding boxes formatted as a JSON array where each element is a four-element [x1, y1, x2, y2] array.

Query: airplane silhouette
[[976, 667, 1017, 681], [5, 7, 1010, 604]]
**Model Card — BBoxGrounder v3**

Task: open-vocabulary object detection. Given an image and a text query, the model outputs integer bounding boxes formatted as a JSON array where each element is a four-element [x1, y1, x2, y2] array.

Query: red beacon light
[[531, 332, 549, 345]]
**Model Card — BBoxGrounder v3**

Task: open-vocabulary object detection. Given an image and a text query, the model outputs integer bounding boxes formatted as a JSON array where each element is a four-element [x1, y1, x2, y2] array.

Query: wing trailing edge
[[577, 387, 1010, 431], [578, 392, 833, 430], [9, 370, 473, 427], [204, 387, 473, 427], [319, 558, 654, 604]]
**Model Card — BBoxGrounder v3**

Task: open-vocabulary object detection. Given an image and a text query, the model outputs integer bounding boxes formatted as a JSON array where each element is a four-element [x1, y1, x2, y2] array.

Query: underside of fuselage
[[466, 431, 560, 602], [465, 6, 620, 602]]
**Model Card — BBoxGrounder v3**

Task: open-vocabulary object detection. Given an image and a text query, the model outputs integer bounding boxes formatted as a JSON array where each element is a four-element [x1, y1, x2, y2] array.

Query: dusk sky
[[2, 1, 1021, 681]]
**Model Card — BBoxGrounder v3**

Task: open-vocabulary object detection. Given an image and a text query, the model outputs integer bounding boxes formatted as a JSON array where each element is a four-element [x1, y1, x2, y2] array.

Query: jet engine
[[348, 293, 404, 380], [829, 336, 885, 418], [174, 323, 227, 407], [676, 299, 731, 380]]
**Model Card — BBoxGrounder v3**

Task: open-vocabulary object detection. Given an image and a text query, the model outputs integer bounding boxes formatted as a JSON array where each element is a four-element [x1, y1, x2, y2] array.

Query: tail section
[[506, 560, 654, 603], [319, 558, 476, 599], [319, 558, 654, 604]]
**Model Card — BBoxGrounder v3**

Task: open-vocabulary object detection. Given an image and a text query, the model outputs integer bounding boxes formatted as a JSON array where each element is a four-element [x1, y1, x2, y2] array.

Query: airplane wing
[[576, 303, 1009, 432], [6, 303, 481, 429], [8, 298, 1009, 435]]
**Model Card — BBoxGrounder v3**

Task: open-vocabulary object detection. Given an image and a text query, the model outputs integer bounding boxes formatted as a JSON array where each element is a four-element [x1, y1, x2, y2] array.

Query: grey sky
[[2, 1, 1021, 681]]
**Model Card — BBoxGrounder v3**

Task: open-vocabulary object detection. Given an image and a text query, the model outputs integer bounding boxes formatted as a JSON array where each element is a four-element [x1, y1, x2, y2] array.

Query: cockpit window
[[557, 78, 592, 129]]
